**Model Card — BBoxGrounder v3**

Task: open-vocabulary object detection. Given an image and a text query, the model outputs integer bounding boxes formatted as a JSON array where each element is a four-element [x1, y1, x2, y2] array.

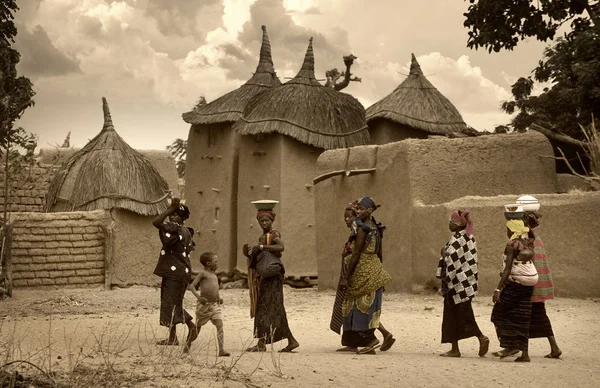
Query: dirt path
[[1, 286, 599, 387]]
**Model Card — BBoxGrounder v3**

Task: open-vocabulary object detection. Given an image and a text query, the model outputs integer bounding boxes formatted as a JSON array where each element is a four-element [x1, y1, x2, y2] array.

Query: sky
[[12, 0, 553, 151]]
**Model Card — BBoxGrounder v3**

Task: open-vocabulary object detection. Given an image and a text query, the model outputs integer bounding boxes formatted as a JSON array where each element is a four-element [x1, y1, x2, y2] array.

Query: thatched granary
[[45, 98, 170, 214], [181, 25, 281, 272], [366, 53, 469, 144], [235, 37, 369, 149], [45, 97, 176, 287], [232, 38, 369, 276]]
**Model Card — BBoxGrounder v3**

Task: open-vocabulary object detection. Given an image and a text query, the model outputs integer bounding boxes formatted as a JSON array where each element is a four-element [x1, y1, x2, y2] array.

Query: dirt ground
[[1, 286, 600, 388]]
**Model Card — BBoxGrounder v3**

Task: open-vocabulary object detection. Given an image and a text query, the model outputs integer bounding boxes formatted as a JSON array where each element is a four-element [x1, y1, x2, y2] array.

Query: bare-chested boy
[[188, 252, 230, 356]]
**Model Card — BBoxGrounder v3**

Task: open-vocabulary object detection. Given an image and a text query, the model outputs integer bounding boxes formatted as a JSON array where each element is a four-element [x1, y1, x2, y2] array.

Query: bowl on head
[[251, 199, 279, 211]]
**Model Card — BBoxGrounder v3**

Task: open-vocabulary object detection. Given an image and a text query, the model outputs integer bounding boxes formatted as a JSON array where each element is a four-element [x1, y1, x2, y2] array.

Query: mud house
[[314, 131, 600, 297], [182, 26, 281, 272], [366, 54, 471, 144], [232, 38, 369, 276], [42, 97, 177, 287]]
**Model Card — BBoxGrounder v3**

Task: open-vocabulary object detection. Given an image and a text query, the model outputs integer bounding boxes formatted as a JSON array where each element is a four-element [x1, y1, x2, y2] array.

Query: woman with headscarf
[[152, 197, 198, 351], [491, 207, 539, 362], [436, 209, 489, 357], [338, 196, 392, 354], [494, 196, 562, 359], [242, 207, 299, 352], [331, 200, 396, 353]]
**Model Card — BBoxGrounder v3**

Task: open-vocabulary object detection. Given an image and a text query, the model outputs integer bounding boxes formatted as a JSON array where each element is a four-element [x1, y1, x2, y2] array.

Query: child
[[189, 252, 230, 356]]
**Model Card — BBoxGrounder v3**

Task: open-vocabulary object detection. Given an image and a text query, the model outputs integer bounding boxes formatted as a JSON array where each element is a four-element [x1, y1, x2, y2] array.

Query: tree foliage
[[167, 138, 187, 179], [464, 0, 600, 138]]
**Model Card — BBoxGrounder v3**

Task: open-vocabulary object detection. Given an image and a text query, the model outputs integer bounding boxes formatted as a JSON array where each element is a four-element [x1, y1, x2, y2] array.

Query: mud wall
[[368, 118, 428, 145], [185, 123, 239, 272], [10, 211, 109, 288], [0, 164, 53, 213], [314, 132, 584, 294]]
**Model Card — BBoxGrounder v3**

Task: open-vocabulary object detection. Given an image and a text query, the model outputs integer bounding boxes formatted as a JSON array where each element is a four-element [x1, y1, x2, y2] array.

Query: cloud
[[14, 24, 81, 77]]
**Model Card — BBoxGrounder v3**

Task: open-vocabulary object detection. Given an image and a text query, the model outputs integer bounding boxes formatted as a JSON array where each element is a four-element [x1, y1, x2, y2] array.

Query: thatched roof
[[365, 54, 468, 135], [44, 97, 171, 216], [182, 25, 281, 125], [233, 38, 369, 150]]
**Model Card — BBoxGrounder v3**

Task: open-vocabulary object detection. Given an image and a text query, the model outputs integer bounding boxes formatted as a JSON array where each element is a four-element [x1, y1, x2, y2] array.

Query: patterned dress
[[529, 228, 555, 338], [341, 219, 392, 347], [436, 230, 482, 343], [491, 236, 536, 351], [153, 221, 195, 327], [248, 230, 291, 344]]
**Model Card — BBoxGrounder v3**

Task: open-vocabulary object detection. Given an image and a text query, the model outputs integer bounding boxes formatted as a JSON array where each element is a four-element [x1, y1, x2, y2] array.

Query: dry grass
[[182, 25, 281, 125], [365, 53, 469, 135], [44, 97, 171, 216], [233, 38, 370, 150], [0, 315, 288, 388]]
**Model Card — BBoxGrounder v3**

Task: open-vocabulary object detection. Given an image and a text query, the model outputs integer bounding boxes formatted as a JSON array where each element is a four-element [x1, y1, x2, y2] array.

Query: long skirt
[[330, 258, 348, 334], [441, 294, 482, 343], [529, 302, 554, 338], [254, 274, 291, 344], [491, 282, 534, 350], [341, 288, 382, 347], [159, 277, 193, 327]]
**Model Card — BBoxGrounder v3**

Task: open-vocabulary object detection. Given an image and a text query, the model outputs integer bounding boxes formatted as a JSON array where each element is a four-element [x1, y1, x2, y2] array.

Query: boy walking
[[189, 252, 230, 356]]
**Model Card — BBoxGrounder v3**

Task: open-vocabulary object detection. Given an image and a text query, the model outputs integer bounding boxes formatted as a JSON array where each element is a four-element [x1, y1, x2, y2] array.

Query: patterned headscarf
[[256, 210, 276, 221], [173, 204, 190, 220], [506, 219, 530, 240], [345, 200, 359, 213], [450, 208, 474, 237], [358, 196, 379, 211]]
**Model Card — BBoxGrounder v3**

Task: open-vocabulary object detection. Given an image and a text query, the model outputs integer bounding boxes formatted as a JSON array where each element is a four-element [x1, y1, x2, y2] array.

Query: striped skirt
[[491, 282, 534, 350], [529, 302, 554, 338]]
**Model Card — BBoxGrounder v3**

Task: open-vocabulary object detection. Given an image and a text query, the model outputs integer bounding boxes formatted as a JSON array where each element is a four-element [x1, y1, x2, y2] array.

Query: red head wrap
[[345, 200, 359, 213], [256, 210, 276, 221], [450, 209, 474, 237]]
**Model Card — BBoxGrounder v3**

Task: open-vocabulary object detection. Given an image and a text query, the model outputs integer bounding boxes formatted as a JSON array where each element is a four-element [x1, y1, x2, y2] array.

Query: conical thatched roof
[[182, 25, 281, 125], [233, 38, 369, 150], [44, 97, 171, 216], [365, 54, 468, 135]]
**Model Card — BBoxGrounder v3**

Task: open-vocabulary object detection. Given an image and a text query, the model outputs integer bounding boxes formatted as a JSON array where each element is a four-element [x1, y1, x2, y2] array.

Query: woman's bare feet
[[280, 338, 300, 353], [478, 335, 490, 357], [219, 350, 231, 357], [440, 350, 461, 358], [246, 344, 266, 352], [492, 348, 519, 358], [357, 338, 380, 354], [515, 355, 530, 362], [544, 350, 562, 359], [380, 334, 396, 352]]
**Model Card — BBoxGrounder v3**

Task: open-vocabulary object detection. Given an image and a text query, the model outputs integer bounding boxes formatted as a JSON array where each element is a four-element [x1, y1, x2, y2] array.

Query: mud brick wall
[[0, 164, 55, 213], [10, 211, 110, 288]]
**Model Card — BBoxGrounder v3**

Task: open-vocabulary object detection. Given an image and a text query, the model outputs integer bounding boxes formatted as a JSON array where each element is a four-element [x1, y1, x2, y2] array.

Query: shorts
[[195, 302, 223, 326]]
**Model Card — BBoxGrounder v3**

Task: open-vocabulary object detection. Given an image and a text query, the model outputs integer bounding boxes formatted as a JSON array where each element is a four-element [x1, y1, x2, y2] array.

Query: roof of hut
[[44, 97, 171, 216], [232, 38, 369, 149], [365, 54, 468, 135], [182, 25, 281, 125]]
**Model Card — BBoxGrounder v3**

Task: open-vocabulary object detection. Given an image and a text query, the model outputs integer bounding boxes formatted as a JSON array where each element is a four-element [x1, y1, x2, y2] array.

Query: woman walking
[[338, 197, 392, 354], [436, 209, 489, 357], [491, 206, 539, 362], [243, 201, 299, 353]]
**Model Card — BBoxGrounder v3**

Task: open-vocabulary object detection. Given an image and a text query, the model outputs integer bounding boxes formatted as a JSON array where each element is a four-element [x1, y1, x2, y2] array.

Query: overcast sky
[[13, 0, 552, 150]]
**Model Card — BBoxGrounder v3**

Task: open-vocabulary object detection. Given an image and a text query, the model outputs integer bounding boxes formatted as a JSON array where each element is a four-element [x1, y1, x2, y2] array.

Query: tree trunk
[[333, 63, 352, 91]]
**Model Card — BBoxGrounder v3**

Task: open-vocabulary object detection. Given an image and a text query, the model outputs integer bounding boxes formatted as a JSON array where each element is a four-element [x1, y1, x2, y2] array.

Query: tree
[[167, 138, 187, 179], [324, 54, 362, 91], [463, 0, 599, 53], [463, 1, 600, 138], [0, 0, 36, 297]]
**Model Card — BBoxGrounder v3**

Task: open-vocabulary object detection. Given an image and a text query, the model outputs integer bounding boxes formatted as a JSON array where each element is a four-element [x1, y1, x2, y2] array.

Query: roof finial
[[259, 25, 273, 65], [410, 53, 423, 76], [102, 97, 115, 131], [300, 37, 314, 72]]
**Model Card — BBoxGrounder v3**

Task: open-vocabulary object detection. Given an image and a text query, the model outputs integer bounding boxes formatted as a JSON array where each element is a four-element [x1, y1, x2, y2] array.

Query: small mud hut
[[232, 38, 369, 276], [366, 53, 469, 144], [181, 25, 281, 272], [45, 97, 174, 286]]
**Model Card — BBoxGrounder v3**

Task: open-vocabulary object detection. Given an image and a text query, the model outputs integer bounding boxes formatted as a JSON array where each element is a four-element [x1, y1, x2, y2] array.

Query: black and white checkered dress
[[436, 230, 478, 304]]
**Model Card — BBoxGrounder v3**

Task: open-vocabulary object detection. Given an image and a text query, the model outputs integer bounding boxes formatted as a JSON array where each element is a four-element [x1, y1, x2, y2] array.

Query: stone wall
[[0, 164, 54, 213], [10, 211, 110, 288]]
